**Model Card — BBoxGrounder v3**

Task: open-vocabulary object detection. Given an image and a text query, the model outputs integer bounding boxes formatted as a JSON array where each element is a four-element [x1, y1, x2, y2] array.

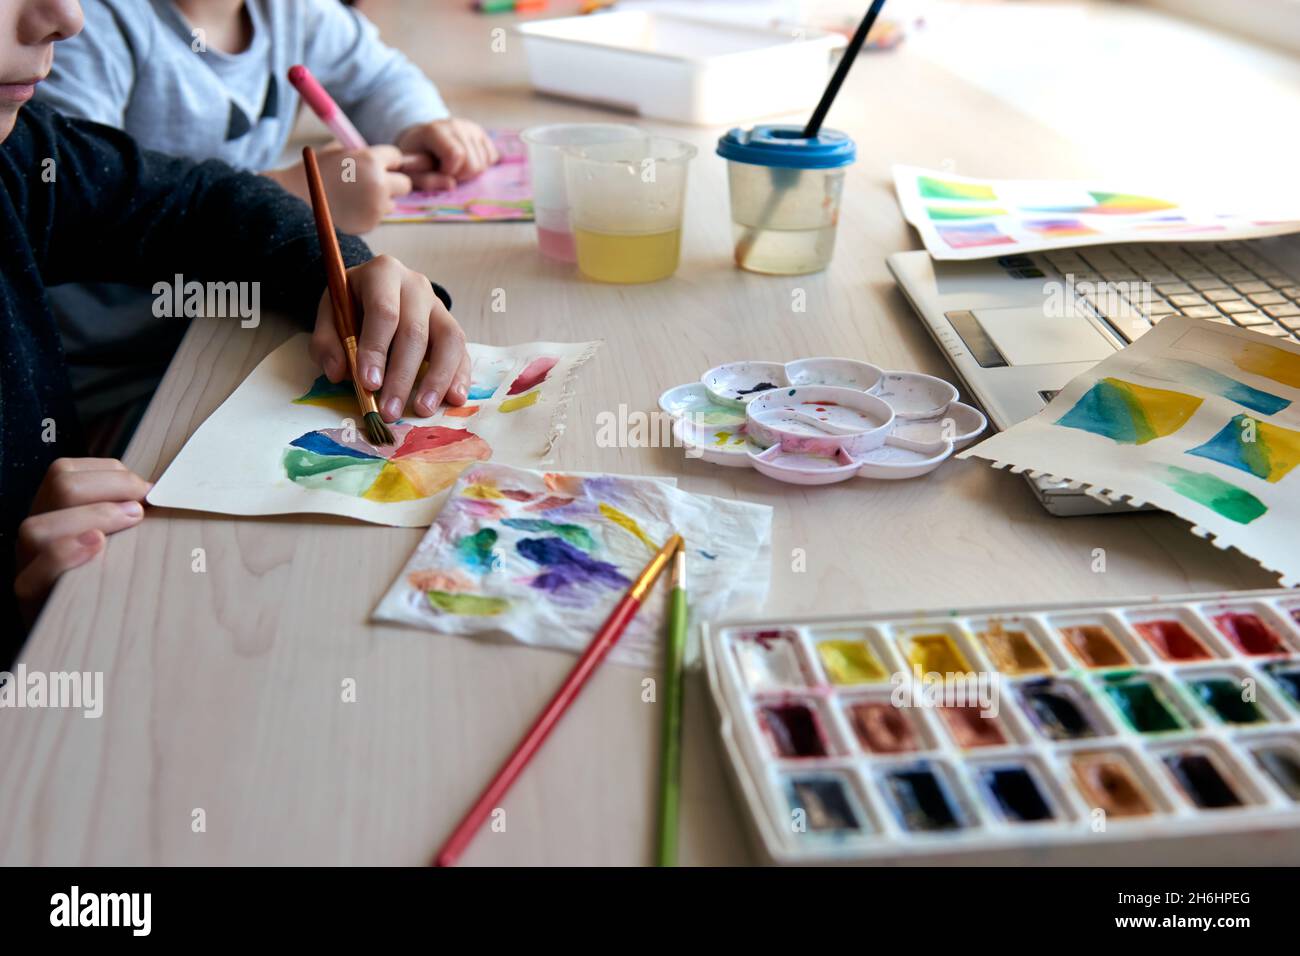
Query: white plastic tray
[[516, 11, 844, 125]]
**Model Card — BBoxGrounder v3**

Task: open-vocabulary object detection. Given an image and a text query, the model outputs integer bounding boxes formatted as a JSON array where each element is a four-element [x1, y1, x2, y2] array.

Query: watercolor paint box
[[702, 589, 1300, 865]]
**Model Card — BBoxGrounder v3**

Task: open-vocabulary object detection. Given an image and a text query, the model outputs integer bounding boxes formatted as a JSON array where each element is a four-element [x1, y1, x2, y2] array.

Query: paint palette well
[[704, 588, 1300, 864], [662, 357, 984, 485]]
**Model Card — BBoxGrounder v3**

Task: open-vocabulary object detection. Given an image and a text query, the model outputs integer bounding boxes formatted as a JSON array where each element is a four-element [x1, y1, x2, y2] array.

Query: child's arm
[[13, 105, 470, 417], [302, 0, 497, 190]]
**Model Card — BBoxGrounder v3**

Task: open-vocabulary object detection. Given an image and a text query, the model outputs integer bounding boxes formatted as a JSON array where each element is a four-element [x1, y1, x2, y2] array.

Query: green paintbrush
[[656, 542, 688, 866]]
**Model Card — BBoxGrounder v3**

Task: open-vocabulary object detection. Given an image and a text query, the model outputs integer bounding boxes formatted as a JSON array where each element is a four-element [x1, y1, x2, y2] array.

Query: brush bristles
[[364, 411, 395, 446]]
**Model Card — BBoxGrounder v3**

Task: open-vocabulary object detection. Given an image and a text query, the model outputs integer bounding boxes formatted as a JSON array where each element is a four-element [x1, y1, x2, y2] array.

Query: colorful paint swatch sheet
[[373, 462, 774, 667], [960, 317, 1300, 583], [148, 334, 598, 527], [893, 165, 1300, 261], [385, 130, 533, 223]]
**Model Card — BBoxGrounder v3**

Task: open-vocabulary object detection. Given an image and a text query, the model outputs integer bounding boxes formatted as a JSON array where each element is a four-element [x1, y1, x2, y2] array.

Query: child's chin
[[0, 106, 18, 143]]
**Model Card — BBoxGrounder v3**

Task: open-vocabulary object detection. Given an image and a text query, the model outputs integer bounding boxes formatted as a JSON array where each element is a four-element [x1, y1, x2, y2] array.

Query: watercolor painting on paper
[[372, 462, 773, 667], [961, 317, 1300, 584], [384, 130, 532, 223], [894, 166, 1300, 260], [148, 334, 598, 527]]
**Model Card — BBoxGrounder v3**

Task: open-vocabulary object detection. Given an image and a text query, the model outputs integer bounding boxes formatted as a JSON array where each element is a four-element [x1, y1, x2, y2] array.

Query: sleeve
[[32, 0, 142, 127], [301, 0, 449, 145], [16, 106, 372, 326]]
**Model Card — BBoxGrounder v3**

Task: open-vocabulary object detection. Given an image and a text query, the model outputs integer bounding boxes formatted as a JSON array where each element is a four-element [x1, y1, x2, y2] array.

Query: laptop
[[887, 236, 1300, 515]]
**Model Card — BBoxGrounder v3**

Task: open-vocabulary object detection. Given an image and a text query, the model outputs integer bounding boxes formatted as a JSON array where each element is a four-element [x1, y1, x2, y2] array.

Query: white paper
[[894, 165, 1300, 261], [373, 462, 773, 668], [960, 317, 1300, 584], [148, 334, 599, 527]]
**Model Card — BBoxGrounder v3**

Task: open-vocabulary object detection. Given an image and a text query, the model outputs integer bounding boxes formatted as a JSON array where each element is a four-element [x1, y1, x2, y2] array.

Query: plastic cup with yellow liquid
[[520, 123, 643, 262], [563, 136, 697, 284]]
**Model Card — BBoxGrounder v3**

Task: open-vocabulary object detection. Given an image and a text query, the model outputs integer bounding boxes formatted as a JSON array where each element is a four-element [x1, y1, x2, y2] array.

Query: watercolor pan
[[894, 625, 979, 676], [968, 617, 1058, 675], [781, 771, 873, 835], [1016, 678, 1110, 741], [817, 638, 889, 685], [844, 699, 930, 754], [757, 699, 835, 758], [704, 589, 1300, 864], [1095, 672, 1193, 734], [1157, 746, 1250, 810], [731, 629, 814, 691], [1182, 670, 1273, 726], [879, 761, 971, 832], [1199, 603, 1293, 656], [1244, 740, 1300, 801], [1052, 613, 1145, 669], [971, 760, 1061, 824], [1262, 659, 1300, 708], [1124, 608, 1223, 662], [1068, 751, 1161, 819], [938, 705, 1011, 749]]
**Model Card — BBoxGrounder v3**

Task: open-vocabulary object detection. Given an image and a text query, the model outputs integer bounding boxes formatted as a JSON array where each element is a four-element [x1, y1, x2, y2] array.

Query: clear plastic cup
[[562, 136, 697, 284], [716, 125, 856, 275], [520, 123, 643, 261]]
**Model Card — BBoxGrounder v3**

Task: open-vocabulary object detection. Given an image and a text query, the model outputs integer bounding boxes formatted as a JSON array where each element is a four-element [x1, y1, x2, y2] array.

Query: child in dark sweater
[[1, 0, 471, 660]]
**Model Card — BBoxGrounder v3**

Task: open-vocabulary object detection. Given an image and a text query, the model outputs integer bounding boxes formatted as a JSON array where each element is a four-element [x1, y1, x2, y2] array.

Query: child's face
[[0, 0, 81, 142]]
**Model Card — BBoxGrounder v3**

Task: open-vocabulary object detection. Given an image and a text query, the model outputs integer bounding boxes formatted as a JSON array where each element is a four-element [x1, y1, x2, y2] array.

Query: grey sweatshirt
[[36, 0, 450, 171]]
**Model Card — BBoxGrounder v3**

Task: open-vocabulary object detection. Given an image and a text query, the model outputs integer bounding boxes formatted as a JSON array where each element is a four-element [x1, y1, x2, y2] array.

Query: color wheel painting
[[284, 424, 491, 502], [893, 165, 1300, 260], [386, 130, 532, 223], [147, 334, 600, 528]]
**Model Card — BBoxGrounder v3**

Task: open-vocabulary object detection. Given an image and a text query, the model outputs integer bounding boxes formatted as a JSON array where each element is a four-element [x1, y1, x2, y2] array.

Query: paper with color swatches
[[373, 462, 773, 668], [385, 129, 533, 223], [961, 316, 1300, 584], [148, 334, 598, 527], [893, 165, 1300, 261]]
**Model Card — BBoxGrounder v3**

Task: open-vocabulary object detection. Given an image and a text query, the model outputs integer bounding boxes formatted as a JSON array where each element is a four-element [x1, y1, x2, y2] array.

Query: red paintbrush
[[433, 532, 683, 866]]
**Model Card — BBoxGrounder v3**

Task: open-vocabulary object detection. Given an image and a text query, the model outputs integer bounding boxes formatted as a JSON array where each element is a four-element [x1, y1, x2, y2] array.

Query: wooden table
[[0, 1, 1276, 865]]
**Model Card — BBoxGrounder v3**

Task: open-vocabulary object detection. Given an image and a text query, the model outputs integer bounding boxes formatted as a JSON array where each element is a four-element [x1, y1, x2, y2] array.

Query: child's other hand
[[310, 255, 472, 421], [15, 459, 150, 623], [395, 118, 499, 192], [272, 145, 420, 234]]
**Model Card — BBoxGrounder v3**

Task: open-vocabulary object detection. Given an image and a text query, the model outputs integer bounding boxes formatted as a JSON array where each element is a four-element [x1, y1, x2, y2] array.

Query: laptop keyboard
[[1040, 241, 1300, 344]]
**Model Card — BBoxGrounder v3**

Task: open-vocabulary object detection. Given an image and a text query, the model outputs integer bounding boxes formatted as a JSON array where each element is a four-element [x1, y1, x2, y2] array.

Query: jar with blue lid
[[716, 124, 857, 275]]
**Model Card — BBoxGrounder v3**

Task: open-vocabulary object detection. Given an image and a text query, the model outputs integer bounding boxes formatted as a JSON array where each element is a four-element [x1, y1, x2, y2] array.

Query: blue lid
[[716, 124, 856, 169]]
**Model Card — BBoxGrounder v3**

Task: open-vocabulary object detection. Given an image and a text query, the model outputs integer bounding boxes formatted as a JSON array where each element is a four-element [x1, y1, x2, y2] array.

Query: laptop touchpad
[[969, 307, 1118, 366]]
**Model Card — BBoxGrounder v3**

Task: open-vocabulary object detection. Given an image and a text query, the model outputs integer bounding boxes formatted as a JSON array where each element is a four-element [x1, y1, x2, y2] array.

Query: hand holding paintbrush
[[302, 145, 394, 446]]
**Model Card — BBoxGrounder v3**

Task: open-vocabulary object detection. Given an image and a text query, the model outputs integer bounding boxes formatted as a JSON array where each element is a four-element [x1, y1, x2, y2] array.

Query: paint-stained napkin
[[372, 462, 773, 667], [148, 333, 598, 527], [960, 317, 1300, 584]]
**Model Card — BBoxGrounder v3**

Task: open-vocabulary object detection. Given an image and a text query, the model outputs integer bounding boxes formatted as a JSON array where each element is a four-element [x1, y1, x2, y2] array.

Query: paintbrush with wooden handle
[[301, 145, 394, 447]]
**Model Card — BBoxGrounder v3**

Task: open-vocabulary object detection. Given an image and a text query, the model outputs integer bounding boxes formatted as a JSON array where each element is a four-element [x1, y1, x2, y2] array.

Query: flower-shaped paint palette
[[660, 358, 986, 485]]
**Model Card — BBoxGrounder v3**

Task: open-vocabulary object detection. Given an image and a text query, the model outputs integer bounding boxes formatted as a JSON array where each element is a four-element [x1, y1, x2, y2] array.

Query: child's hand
[[269, 145, 420, 234], [310, 254, 472, 421], [15, 459, 150, 623], [395, 118, 500, 192]]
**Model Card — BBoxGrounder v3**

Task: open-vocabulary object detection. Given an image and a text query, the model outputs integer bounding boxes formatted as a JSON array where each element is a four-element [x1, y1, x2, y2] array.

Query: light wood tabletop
[[0, 1, 1278, 866]]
